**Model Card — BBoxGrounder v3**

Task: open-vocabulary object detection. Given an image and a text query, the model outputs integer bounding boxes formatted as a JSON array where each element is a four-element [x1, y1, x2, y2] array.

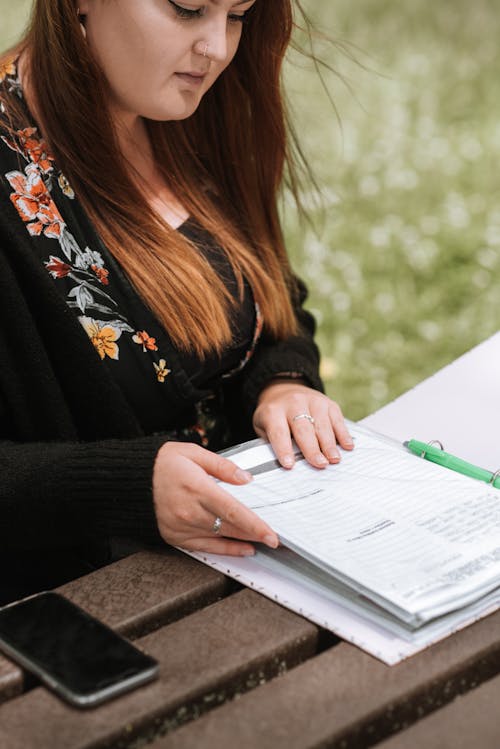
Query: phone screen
[[0, 592, 158, 705]]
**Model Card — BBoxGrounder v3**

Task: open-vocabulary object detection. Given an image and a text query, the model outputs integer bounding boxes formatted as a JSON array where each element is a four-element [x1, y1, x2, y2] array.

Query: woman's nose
[[200, 19, 229, 63]]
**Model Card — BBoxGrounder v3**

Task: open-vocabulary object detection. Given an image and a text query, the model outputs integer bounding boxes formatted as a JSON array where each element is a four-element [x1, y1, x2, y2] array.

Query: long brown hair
[[2, 1, 305, 356]]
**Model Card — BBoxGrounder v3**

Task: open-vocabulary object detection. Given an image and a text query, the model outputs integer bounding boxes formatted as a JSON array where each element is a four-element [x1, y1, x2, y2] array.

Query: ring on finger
[[292, 413, 315, 425], [212, 516, 223, 535]]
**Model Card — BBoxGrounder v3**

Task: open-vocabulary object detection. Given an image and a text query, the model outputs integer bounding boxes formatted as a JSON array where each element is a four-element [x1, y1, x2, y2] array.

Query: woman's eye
[[228, 6, 255, 24], [167, 0, 203, 19], [228, 12, 249, 25], [167, 0, 253, 24]]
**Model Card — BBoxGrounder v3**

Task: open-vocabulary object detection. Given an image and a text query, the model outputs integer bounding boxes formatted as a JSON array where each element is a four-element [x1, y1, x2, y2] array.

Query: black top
[[0, 61, 324, 602]]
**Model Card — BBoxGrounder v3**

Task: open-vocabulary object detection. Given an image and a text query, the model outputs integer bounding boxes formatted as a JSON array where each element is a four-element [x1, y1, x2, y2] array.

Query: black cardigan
[[0, 63, 323, 599], [0, 189, 323, 598]]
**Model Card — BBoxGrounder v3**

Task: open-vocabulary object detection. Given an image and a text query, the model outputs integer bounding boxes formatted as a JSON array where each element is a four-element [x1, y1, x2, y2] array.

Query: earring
[[76, 7, 87, 39]]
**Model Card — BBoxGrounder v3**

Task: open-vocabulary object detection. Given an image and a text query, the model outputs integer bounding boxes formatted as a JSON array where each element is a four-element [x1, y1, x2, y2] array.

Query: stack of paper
[[187, 423, 500, 664]]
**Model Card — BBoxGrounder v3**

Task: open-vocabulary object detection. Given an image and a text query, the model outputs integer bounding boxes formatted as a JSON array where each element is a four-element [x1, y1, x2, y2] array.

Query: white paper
[[220, 426, 500, 625], [185, 336, 500, 665], [184, 547, 500, 665]]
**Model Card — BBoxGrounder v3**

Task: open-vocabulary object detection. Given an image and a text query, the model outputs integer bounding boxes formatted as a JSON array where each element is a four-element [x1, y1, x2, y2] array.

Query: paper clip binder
[[420, 439, 444, 456], [405, 438, 500, 489], [489, 469, 500, 486]]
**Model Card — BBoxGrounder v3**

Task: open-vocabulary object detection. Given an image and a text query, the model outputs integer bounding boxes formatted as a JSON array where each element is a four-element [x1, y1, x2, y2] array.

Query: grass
[[2, 0, 499, 419], [282, 0, 500, 417], [0, 0, 31, 50]]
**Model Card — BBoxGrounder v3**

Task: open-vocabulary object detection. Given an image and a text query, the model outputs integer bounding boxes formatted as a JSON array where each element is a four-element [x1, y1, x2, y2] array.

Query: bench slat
[[374, 672, 500, 749], [0, 589, 318, 749], [0, 549, 231, 705], [59, 548, 232, 637], [155, 609, 500, 749]]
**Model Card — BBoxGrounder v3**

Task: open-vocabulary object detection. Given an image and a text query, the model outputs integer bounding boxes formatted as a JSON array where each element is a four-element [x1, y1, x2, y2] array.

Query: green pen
[[404, 439, 500, 489]]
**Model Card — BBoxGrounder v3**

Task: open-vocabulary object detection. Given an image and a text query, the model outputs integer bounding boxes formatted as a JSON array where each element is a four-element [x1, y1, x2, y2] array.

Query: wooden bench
[[0, 548, 498, 748]]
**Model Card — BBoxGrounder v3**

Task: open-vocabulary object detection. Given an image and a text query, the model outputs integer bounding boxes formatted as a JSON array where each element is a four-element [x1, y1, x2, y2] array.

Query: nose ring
[[203, 43, 209, 58]]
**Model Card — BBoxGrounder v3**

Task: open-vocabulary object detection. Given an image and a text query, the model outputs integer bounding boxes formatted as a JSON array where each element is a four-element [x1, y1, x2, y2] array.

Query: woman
[[0, 0, 353, 604]]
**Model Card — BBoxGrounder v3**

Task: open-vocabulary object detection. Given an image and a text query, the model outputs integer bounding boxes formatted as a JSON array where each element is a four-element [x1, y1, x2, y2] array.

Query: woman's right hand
[[152, 442, 279, 556]]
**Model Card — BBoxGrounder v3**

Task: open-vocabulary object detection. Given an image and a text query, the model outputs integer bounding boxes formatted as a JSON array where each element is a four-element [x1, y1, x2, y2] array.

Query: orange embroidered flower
[[45, 255, 71, 279], [6, 164, 64, 238], [0, 58, 15, 85], [81, 318, 121, 361], [153, 359, 171, 383], [132, 330, 158, 352], [3, 127, 54, 174], [91, 264, 110, 285]]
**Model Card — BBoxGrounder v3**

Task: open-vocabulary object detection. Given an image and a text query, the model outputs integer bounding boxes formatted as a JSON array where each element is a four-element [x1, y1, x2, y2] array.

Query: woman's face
[[77, 0, 256, 124]]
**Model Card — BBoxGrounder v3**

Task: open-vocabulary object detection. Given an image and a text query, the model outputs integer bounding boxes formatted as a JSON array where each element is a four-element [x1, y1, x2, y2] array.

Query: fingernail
[[282, 455, 294, 468], [316, 454, 329, 465], [235, 469, 253, 483], [264, 534, 279, 549], [345, 438, 354, 448], [242, 548, 255, 557], [328, 451, 341, 462]]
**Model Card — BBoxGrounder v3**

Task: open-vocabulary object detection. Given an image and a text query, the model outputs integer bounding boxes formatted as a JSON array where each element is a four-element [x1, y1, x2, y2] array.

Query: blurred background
[[2, 0, 499, 419]]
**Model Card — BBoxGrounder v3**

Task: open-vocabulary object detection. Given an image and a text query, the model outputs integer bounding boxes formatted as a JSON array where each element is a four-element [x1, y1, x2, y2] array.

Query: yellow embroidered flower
[[81, 318, 121, 360], [153, 359, 171, 383], [0, 58, 16, 85]]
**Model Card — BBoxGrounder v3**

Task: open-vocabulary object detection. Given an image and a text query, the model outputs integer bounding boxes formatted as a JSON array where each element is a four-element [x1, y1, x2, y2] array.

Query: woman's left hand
[[252, 380, 354, 469]]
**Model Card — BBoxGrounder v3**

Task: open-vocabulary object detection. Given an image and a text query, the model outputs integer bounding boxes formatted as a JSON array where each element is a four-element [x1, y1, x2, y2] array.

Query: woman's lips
[[175, 72, 206, 87]]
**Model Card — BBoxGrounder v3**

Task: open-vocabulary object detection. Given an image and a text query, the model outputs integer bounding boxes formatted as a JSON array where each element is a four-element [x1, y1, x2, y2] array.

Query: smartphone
[[0, 591, 159, 707]]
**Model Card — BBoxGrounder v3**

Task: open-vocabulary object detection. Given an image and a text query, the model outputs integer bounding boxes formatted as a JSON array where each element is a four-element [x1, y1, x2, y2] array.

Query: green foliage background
[[2, 1, 499, 419]]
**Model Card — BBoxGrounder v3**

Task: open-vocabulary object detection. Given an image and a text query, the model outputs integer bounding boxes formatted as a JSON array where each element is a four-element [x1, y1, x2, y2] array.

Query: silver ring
[[203, 43, 209, 58], [212, 516, 222, 535], [292, 413, 315, 425]]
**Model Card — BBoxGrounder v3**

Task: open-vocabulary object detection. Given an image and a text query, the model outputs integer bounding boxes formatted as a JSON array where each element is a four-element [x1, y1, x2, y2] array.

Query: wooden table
[[0, 548, 498, 748]]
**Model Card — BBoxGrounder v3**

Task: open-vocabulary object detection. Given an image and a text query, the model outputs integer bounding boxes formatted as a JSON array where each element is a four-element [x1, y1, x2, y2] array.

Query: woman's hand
[[152, 442, 279, 556], [253, 380, 354, 469]]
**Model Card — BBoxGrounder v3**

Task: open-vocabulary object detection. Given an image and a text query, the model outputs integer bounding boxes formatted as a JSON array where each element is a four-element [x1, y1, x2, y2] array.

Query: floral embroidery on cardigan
[[1, 69, 172, 380], [1, 60, 262, 392], [80, 317, 123, 361], [0, 58, 16, 86], [132, 330, 158, 352]]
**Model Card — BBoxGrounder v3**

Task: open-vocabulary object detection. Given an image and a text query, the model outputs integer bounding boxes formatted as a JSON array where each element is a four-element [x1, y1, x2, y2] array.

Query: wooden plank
[[155, 609, 500, 749], [374, 673, 500, 749], [0, 549, 231, 705], [0, 589, 318, 749], [59, 548, 233, 637]]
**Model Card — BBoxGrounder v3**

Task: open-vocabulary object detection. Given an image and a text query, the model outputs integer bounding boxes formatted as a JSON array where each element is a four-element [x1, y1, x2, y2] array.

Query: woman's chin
[[146, 98, 202, 122]]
